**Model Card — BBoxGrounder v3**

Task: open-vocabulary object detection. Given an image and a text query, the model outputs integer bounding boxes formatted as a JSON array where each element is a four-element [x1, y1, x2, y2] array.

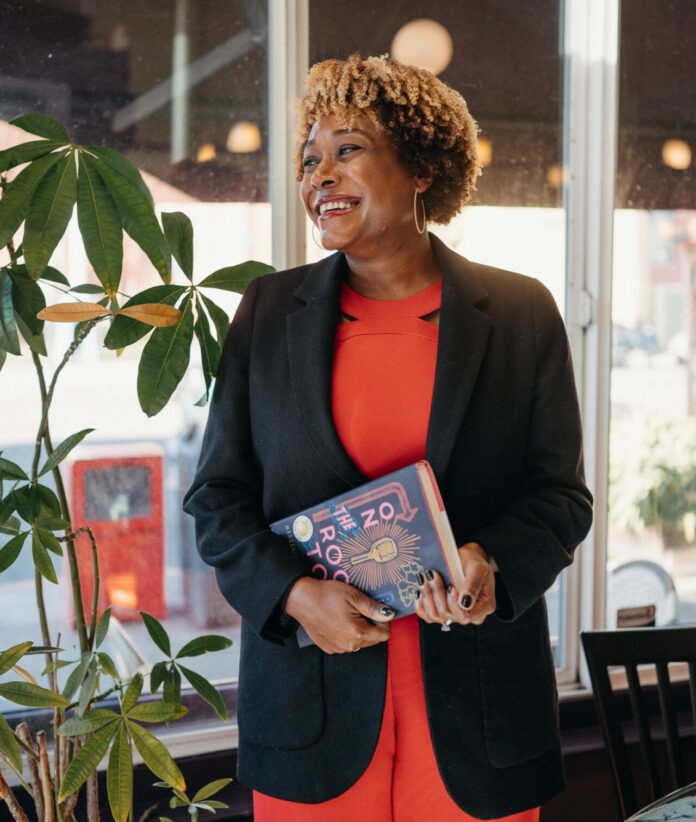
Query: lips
[[315, 196, 360, 218]]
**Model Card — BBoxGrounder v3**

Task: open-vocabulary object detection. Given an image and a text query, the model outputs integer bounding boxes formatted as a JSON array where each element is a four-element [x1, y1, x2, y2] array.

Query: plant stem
[[0, 770, 31, 822], [31, 349, 91, 656], [37, 731, 55, 822]]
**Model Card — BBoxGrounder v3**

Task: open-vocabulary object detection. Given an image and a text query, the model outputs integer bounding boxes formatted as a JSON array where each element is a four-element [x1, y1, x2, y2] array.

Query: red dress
[[254, 280, 540, 822]]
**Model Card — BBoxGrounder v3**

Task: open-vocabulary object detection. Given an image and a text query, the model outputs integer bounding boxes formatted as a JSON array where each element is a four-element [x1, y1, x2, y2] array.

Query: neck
[[343, 231, 440, 300]]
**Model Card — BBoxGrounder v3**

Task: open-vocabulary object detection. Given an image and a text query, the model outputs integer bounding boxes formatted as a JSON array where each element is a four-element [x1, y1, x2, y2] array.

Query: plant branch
[[37, 731, 55, 822], [0, 752, 32, 795], [15, 723, 43, 820], [0, 769, 31, 822], [56, 527, 100, 646], [31, 351, 90, 657]]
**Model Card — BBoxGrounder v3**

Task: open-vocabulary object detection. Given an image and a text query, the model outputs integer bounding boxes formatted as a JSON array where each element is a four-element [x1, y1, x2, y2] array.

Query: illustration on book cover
[[284, 479, 428, 611]]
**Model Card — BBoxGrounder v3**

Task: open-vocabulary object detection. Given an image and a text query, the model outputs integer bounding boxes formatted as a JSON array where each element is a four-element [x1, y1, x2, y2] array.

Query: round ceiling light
[[391, 19, 453, 75], [662, 138, 691, 170], [227, 122, 262, 153]]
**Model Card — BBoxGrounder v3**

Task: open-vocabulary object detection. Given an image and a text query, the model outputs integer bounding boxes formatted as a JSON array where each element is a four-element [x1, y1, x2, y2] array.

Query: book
[[270, 460, 464, 646]]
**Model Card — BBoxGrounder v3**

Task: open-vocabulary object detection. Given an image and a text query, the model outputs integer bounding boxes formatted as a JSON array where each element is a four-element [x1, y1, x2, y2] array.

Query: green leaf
[[78, 657, 98, 716], [140, 612, 171, 657], [32, 530, 57, 583], [23, 151, 78, 280], [10, 113, 70, 142], [104, 285, 187, 350], [35, 527, 63, 555], [0, 532, 28, 573], [127, 721, 185, 791], [69, 283, 106, 294], [0, 150, 64, 250], [97, 652, 120, 680], [39, 266, 70, 286], [162, 667, 181, 706], [122, 672, 143, 714], [0, 138, 66, 174], [15, 313, 47, 356], [137, 294, 193, 417], [107, 722, 133, 822], [199, 293, 230, 347], [194, 799, 228, 810], [0, 713, 23, 773], [150, 661, 168, 694], [0, 641, 33, 675], [178, 665, 227, 722], [162, 212, 194, 280], [0, 457, 28, 481], [91, 158, 170, 283], [176, 635, 233, 659], [0, 493, 16, 526], [58, 722, 117, 802], [0, 515, 21, 536], [38, 428, 93, 476], [77, 152, 124, 298], [85, 146, 153, 205], [58, 709, 119, 737], [0, 680, 69, 707], [194, 302, 220, 403], [126, 701, 186, 723], [9, 265, 46, 336], [35, 516, 70, 530], [191, 779, 232, 803], [62, 653, 91, 702], [0, 270, 20, 355], [13, 484, 62, 525], [197, 260, 274, 294], [95, 606, 112, 648]]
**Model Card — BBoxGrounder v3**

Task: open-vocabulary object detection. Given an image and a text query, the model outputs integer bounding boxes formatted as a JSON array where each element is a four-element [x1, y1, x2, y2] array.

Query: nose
[[311, 155, 338, 189]]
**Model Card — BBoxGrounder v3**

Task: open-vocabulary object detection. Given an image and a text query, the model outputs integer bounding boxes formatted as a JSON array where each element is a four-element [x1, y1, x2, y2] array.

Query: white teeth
[[318, 200, 357, 215]]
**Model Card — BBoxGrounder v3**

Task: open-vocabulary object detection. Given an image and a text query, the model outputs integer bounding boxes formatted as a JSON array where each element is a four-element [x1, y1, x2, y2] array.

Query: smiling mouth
[[317, 198, 360, 217]]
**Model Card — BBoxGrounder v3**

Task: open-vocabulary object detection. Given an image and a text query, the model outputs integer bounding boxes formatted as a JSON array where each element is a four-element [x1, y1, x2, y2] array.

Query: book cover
[[271, 460, 464, 644]]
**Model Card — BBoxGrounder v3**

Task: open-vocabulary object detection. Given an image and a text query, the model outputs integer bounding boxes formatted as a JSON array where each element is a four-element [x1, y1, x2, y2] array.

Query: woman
[[184, 54, 592, 821]]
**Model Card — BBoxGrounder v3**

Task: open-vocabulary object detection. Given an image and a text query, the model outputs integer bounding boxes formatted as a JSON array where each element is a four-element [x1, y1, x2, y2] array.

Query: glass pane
[[607, 0, 696, 628], [0, 0, 269, 710], [308, 0, 567, 665]]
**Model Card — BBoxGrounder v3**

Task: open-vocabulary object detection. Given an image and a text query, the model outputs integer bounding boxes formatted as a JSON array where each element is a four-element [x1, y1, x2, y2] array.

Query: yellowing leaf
[[38, 303, 112, 322], [115, 303, 181, 327]]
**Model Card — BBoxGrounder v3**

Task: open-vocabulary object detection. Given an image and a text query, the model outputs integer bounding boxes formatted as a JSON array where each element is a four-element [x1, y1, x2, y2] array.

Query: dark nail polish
[[447, 584, 453, 595], [425, 569, 434, 581], [381, 606, 395, 617], [460, 594, 473, 609], [415, 589, 421, 599], [417, 572, 425, 586]]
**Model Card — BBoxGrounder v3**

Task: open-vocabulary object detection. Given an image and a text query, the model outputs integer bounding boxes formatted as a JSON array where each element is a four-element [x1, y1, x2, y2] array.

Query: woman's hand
[[414, 542, 496, 628], [284, 576, 395, 654]]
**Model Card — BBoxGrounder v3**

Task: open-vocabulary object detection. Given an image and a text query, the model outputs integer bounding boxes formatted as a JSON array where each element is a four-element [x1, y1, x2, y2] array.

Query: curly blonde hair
[[294, 54, 481, 225]]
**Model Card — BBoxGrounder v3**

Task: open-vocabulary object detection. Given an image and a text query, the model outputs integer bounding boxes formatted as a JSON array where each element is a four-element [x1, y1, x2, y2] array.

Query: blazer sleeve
[[469, 281, 593, 621], [182, 277, 312, 644]]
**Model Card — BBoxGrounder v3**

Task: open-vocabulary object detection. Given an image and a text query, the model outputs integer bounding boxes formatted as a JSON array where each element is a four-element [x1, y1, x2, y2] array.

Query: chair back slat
[[581, 627, 696, 821], [656, 661, 684, 790], [625, 663, 660, 802]]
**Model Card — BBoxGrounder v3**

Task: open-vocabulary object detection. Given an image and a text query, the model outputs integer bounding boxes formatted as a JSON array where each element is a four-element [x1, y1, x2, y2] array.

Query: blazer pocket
[[238, 628, 325, 750], [477, 600, 560, 768]]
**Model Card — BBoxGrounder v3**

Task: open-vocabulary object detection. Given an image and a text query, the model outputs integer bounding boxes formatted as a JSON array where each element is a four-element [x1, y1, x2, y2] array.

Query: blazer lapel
[[287, 253, 366, 487], [426, 235, 492, 478]]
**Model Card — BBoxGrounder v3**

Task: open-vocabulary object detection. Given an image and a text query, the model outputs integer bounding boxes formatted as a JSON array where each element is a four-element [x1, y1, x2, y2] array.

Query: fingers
[[350, 589, 396, 623], [415, 561, 497, 628]]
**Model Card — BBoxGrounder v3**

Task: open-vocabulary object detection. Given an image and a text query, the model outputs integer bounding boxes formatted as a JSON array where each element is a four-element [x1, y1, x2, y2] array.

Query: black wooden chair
[[581, 626, 696, 820]]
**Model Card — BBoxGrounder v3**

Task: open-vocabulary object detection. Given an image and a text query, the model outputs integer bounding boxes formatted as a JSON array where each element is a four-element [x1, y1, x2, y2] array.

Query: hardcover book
[[270, 460, 464, 646]]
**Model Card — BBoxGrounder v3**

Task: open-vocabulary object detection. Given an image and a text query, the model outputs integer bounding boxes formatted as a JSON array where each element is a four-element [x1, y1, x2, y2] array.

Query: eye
[[302, 155, 318, 170], [339, 144, 361, 157]]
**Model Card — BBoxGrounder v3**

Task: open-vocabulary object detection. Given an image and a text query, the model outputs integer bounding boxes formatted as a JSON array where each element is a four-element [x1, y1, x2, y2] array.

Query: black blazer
[[183, 235, 593, 819]]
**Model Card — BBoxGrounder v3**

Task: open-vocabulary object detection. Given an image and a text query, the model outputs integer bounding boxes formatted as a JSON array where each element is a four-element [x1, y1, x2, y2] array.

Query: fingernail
[[417, 572, 425, 586], [381, 606, 395, 617], [415, 589, 421, 599], [446, 584, 453, 595], [425, 569, 434, 581], [460, 594, 473, 609]]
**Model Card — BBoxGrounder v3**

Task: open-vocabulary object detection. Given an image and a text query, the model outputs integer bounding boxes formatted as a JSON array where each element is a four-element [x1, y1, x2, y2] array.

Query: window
[[0, 0, 269, 712]]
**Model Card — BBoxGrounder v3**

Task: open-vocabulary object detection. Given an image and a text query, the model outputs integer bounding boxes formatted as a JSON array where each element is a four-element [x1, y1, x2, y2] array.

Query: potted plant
[[0, 112, 272, 821]]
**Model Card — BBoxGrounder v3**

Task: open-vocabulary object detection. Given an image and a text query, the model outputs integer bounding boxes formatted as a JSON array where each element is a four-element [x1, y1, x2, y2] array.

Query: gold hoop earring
[[311, 223, 324, 249], [413, 190, 427, 234]]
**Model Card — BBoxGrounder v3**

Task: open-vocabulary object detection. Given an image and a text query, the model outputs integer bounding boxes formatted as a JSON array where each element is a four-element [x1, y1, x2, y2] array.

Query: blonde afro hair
[[294, 54, 481, 225]]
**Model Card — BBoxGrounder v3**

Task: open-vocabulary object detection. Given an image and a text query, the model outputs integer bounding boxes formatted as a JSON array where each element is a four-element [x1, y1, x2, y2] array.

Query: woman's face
[[300, 113, 424, 254]]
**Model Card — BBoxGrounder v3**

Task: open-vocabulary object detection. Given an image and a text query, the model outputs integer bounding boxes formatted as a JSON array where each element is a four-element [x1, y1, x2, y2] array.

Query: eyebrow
[[304, 127, 371, 149]]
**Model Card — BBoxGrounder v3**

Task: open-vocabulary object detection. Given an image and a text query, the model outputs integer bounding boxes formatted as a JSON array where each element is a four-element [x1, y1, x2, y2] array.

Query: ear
[[414, 166, 434, 193]]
